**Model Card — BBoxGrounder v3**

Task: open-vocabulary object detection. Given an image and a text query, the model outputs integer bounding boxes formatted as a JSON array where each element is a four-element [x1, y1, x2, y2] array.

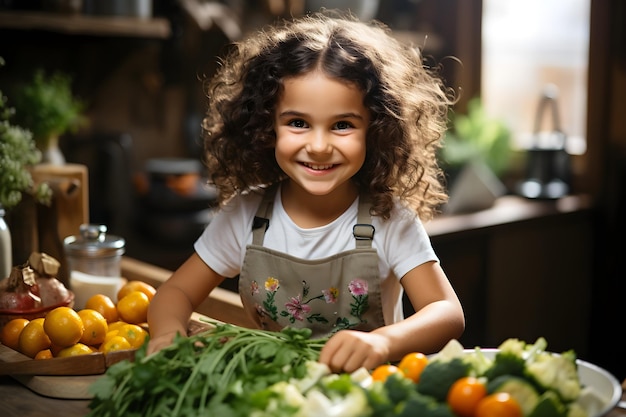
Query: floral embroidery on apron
[[238, 184, 385, 338]]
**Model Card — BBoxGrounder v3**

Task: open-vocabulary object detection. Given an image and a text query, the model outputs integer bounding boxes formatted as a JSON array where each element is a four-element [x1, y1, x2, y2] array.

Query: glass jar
[[0, 205, 12, 279], [64, 224, 125, 309]]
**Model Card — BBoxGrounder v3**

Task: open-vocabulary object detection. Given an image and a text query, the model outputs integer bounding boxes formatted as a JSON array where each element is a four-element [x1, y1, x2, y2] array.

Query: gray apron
[[238, 185, 385, 338]]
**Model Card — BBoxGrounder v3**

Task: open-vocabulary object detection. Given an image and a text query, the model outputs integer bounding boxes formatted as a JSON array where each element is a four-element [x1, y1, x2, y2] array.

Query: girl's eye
[[288, 119, 308, 128], [334, 121, 353, 130]]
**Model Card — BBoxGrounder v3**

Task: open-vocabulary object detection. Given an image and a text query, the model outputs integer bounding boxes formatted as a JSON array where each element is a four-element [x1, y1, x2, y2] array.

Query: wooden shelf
[[0, 11, 171, 39]]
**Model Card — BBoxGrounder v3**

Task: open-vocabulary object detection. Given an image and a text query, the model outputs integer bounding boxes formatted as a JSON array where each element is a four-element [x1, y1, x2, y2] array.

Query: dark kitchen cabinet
[[405, 195, 594, 358]]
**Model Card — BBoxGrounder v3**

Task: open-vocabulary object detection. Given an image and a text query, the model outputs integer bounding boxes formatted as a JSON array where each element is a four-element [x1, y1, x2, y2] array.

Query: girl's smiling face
[[274, 71, 370, 199]]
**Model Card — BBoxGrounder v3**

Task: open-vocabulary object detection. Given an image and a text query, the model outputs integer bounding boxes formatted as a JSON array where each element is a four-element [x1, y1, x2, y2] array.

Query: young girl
[[147, 11, 465, 373]]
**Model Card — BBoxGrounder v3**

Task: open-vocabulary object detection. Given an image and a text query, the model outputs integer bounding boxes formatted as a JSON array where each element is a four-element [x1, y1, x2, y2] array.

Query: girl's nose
[[306, 130, 332, 153]]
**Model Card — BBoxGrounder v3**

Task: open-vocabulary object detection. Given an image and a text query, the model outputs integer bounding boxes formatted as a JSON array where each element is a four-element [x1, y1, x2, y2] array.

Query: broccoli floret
[[499, 338, 529, 356], [397, 392, 455, 417], [363, 378, 397, 416], [484, 352, 527, 380], [416, 357, 470, 401], [431, 339, 494, 377], [383, 372, 418, 405], [487, 375, 540, 416], [484, 337, 546, 380], [464, 347, 494, 377], [525, 350, 581, 402], [528, 391, 568, 417]]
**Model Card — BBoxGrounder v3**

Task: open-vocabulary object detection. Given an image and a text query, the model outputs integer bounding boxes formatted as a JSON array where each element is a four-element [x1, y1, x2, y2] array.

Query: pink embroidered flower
[[348, 279, 368, 296], [250, 280, 259, 295], [284, 295, 312, 321], [322, 287, 339, 303], [264, 277, 279, 292]]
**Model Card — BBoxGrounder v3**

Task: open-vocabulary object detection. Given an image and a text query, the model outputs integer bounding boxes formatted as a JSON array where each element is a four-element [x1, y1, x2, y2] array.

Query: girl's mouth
[[301, 162, 335, 171]]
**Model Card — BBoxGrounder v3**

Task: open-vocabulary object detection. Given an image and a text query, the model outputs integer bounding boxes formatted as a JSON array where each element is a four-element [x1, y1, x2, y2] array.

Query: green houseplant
[[11, 69, 85, 165], [439, 97, 513, 213], [0, 58, 52, 277], [440, 97, 512, 177], [0, 74, 51, 210]]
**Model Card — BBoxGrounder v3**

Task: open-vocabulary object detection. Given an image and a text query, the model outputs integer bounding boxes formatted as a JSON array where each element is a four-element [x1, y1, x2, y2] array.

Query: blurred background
[[0, 0, 624, 380]]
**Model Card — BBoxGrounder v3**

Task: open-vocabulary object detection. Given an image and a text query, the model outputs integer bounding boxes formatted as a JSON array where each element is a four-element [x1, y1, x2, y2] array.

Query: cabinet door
[[486, 215, 593, 356]]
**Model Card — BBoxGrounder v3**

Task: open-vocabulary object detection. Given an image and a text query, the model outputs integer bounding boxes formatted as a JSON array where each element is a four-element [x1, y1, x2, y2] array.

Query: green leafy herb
[[87, 320, 327, 417], [0, 58, 51, 209], [12, 69, 85, 148]]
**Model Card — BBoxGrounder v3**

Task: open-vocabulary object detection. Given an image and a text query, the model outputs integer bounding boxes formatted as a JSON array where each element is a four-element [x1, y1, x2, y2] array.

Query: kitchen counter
[[0, 374, 91, 417]]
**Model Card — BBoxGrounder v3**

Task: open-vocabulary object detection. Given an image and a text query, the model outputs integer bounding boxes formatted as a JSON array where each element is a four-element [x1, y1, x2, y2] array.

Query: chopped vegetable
[[417, 357, 471, 401], [87, 329, 598, 417], [528, 391, 568, 417], [487, 375, 540, 415], [525, 349, 581, 402]]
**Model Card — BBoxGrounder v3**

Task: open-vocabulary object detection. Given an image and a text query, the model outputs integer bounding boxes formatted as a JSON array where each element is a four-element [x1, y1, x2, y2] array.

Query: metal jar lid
[[63, 224, 125, 258]]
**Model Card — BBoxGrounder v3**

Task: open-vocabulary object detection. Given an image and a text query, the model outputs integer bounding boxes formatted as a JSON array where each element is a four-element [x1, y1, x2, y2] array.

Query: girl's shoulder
[[217, 187, 267, 218]]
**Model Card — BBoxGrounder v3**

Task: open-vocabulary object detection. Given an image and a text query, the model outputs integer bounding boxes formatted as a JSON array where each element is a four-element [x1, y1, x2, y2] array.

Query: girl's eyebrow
[[277, 110, 366, 120]]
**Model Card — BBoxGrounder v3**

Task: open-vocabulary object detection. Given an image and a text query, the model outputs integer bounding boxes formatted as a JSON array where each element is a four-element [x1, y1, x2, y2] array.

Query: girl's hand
[[318, 330, 391, 373], [146, 330, 181, 356]]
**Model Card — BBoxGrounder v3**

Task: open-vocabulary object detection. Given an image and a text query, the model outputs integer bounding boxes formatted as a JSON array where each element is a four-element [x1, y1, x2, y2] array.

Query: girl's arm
[[147, 252, 226, 354], [318, 261, 465, 373]]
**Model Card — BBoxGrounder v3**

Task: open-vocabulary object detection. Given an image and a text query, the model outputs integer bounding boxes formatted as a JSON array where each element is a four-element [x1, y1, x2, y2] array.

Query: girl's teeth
[[304, 163, 333, 170]]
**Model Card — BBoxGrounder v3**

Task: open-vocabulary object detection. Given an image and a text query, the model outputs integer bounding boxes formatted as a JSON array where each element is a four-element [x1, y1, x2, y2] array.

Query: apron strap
[[252, 184, 278, 245], [353, 193, 375, 248], [251, 183, 375, 248]]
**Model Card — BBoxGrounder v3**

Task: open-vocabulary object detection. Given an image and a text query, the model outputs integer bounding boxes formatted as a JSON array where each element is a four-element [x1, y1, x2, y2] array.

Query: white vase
[[0, 205, 12, 279], [40, 135, 66, 165]]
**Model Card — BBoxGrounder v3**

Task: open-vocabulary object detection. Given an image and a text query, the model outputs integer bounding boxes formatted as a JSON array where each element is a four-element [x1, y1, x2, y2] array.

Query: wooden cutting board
[[0, 316, 213, 399], [0, 344, 136, 399]]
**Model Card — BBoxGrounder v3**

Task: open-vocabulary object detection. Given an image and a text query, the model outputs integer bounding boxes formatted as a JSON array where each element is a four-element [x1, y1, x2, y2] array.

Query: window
[[481, 0, 590, 156]]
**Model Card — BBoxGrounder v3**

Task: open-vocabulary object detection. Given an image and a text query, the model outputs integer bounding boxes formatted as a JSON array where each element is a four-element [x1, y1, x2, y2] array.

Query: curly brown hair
[[201, 11, 455, 220]]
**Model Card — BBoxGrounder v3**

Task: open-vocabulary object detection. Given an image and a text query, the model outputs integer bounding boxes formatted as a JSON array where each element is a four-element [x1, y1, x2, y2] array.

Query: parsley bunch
[[87, 320, 327, 417]]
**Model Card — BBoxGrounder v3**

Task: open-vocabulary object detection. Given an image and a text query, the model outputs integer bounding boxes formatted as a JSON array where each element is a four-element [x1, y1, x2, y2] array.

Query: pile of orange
[[0, 280, 156, 359]]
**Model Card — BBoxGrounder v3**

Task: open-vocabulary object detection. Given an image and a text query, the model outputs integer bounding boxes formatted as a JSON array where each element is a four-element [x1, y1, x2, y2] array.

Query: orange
[[447, 376, 487, 417], [104, 329, 120, 343], [117, 281, 156, 302], [371, 364, 402, 382], [1, 318, 30, 351], [475, 392, 523, 417], [85, 294, 119, 323], [43, 306, 84, 348], [57, 343, 94, 358], [397, 352, 428, 383], [78, 309, 108, 346], [116, 323, 148, 349], [18, 318, 51, 358], [116, 291, 150, 324], [34, 348, 53, 360], [107, 321, 128, 333], [99, 335, 131, 354]]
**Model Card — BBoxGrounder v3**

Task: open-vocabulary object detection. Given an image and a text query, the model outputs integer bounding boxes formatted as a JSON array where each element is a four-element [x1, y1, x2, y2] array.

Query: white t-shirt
[[194, 186, 439, 324]]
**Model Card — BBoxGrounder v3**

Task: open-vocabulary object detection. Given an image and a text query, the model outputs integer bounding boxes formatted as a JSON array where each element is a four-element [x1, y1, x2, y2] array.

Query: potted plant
[[0, 58, 52, 277], [439, 97, 513, 213], [11, 69, 85, 165]]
